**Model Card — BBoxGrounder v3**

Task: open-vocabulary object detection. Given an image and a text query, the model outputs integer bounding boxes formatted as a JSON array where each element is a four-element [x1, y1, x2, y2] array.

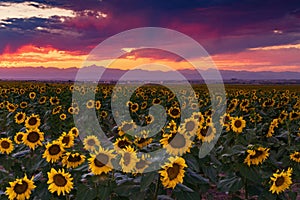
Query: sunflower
[[58, 132, 74, 148], [5, 174, 36, 200], [0, 138, 14, 154], [49, 97, 60, 105], [119, 146, 138, 173], [88, 147, 116, 175], [14, 112, 26, 124], [69, 127, 79, 137], [23, 128, 44, 150], [7, 103, 17, 112], [244, 147, 270, 166], [38, 96, 47, 104], [83, 135, 100, 152], [278, 110, 288, 124], [133, 154, 150, 174], [290, 151, 300, 163], [14, 132, 25, 144], [129, 103, 139, 113], [220, 113, 231, 131], [266, 119, 279, 137], [59, 113, 66, 121], [113, 136, 132, 151], [68, 106, 75, 114], [134, 131, 153, 149], [289, 111, 300, 121], [86, 100, 95, 109], [43, 141, 65, 163], [95, 100, 101, 110], [24, 114, 41, 129], [47, 168, 73, 196], [231, 116, 246, 133], [269, 168, 293, 194], [181, 117, 199, 136], [160, 129, 193, 156], [62, 152, 86, 168], [165, 120, 178, 134], [52, 106, 62, 115], [191, 111, 205, 126], [159, 156, 187, 189], [20, 102, 28, 109], [197, 123, 216, 143], [152, 98, 161, 105], [168, 107, 181, 118], [29, 92, 36, 100], [118, 120, 136, 136], [100, 110, 108, 118]]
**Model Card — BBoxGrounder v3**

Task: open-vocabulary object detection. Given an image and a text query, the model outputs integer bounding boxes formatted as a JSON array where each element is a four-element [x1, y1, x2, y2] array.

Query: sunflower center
[[137, 138, 146, 144], [117, 140, 131, 149], [294, 154, 300, 159], [123, 152, 131, 166], [53, 174, 67, 187], [185, 121, 196, 131], [167, 164, 180, 180], [234, 120, 242, 128], [94, 153, 109, 167], [17, 134, 23, 142], [171, 108, 180, 116], [68, 155, 82, 162], [122, 123, 133, 131], [1, 141, 10, 149], [28, 117, 37, 126], [249, 150, 263, 159], [200, 126, 212, 137], [49, 144, 61, 155], [87, 139, 95, 146], [27, 132, 40, 143], [169, 134, 186, 148], [275, 176, 285, 187], [62, 136, 70, 145], [17, 114, 23, 120], [14, 180, 28, 194]]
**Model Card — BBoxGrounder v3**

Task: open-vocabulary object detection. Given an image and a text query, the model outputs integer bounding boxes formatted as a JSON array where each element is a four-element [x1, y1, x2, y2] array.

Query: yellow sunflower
[[59, 113, 66, 121], [7, 103, 17, 113], [0, 138, 14, 154], [119, 146, 138, 173], [69, 127, 79, 137], [181, 117, 199, 136], [290, 151, 300, 163], [160, 129, 193, 156], [86, 100, 95, 109], [269, 168, 293, 194], [43, 140, 65, 163], [159, 156, 187, 189], [49, 97, 60, 105], [23, 128, 44, 150], [19, 102, 28, 109], [134, 135, 153, 149], [38, 96, 47, 104], [29, 92, 36, 100], [95, 100, 101, 110], [133, 154, 150, 174], [244, 147, 270, 166], [14, 112, 26, 124], [24, 114, 41, 129], [231, 116, 246, 133], [197, 123, 216, 143], [47, 168, 73, 196], [14, 132, 24, 144], [52, 106, 62, 115], [165, 120, 178, 134], [83, 135, 100, 152], [167, 107, 181, 118], [88, 147, 116, 175], [113, 136, 132, 151], [62, 152, 86, 168], [5, 174, 36, 200], [220, 113, 232, 131], [130, 103, 139, 113], [58, 132, 75, 148], [191, 112, 205, 126]]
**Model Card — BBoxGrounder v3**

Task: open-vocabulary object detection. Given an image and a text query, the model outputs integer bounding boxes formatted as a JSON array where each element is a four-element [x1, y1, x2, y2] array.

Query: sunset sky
[[0, 0, 299, 72]]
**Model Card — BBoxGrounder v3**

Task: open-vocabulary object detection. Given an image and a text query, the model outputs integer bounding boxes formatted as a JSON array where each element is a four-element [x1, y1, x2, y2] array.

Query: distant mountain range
[[0, 66, 300, 81]]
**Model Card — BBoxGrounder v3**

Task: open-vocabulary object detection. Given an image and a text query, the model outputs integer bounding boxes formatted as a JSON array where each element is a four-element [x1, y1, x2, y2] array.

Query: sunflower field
[[0, 81, 299, 200]]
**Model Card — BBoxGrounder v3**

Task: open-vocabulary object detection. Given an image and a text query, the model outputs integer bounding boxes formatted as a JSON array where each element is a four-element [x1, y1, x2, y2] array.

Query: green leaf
[[140, 172, 156, 191], [114, 184, 140, 197], [238, 164, 262, 183], [217, 176, 243, 192], [175, 183, 194, 192]]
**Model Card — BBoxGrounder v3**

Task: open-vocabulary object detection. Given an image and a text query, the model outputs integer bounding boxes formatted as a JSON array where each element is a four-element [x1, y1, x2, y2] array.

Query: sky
[[0, 0, 299, 72]]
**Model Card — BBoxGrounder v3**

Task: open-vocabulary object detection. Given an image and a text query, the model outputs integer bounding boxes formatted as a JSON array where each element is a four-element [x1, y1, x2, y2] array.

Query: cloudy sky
[[0, 0, 299, 72]]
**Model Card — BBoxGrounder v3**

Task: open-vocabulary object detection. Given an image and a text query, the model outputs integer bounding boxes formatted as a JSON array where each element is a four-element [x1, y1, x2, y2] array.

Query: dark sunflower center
[[49, 144, 61, 155], [291, 113, 299, 118], [131, 105, 137, 110], [137, 138, 146, 144], [17, 114, 23, 120], [275, 176, 285, 187], [122, 124, 133, 131], [234, 120, 242, 128], [87, 139, 95, 146], [72, 129, 78, 135], [27, 132, 40, 143], [200, 126, 212, 137], [87, 102, 93, 107], [169, 134, 186, 148], [17, 134, 23, 142], [62, 136, 70, 145], [123, 152, 131, 166], [154, 99, 160, 104], [28, 117, 37, 126], [185, 121, 196, 131], [167, 164, 180, 180], [68, 155, 82, 162], [294, 154, 300, 159], [1, 141, 10, 149], [171, 108, 180, 116], [94, 153, 109, 167], [14, 180, 28, 194], [53, 174, 67, 187], [117, 140, 131, 149], [249, 150, 263, 159]]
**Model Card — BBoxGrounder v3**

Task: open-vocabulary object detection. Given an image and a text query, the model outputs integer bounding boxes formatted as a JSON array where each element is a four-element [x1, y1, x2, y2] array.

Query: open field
[[0, 81, 299, 200]]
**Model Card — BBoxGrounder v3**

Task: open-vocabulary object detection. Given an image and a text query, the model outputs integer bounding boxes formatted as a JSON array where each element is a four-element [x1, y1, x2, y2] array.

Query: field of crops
[[0, 81, 299, 200]]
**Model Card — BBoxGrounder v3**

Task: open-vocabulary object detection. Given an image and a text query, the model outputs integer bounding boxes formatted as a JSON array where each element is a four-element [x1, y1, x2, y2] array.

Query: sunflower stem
[[153, 175, 159, 200]]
